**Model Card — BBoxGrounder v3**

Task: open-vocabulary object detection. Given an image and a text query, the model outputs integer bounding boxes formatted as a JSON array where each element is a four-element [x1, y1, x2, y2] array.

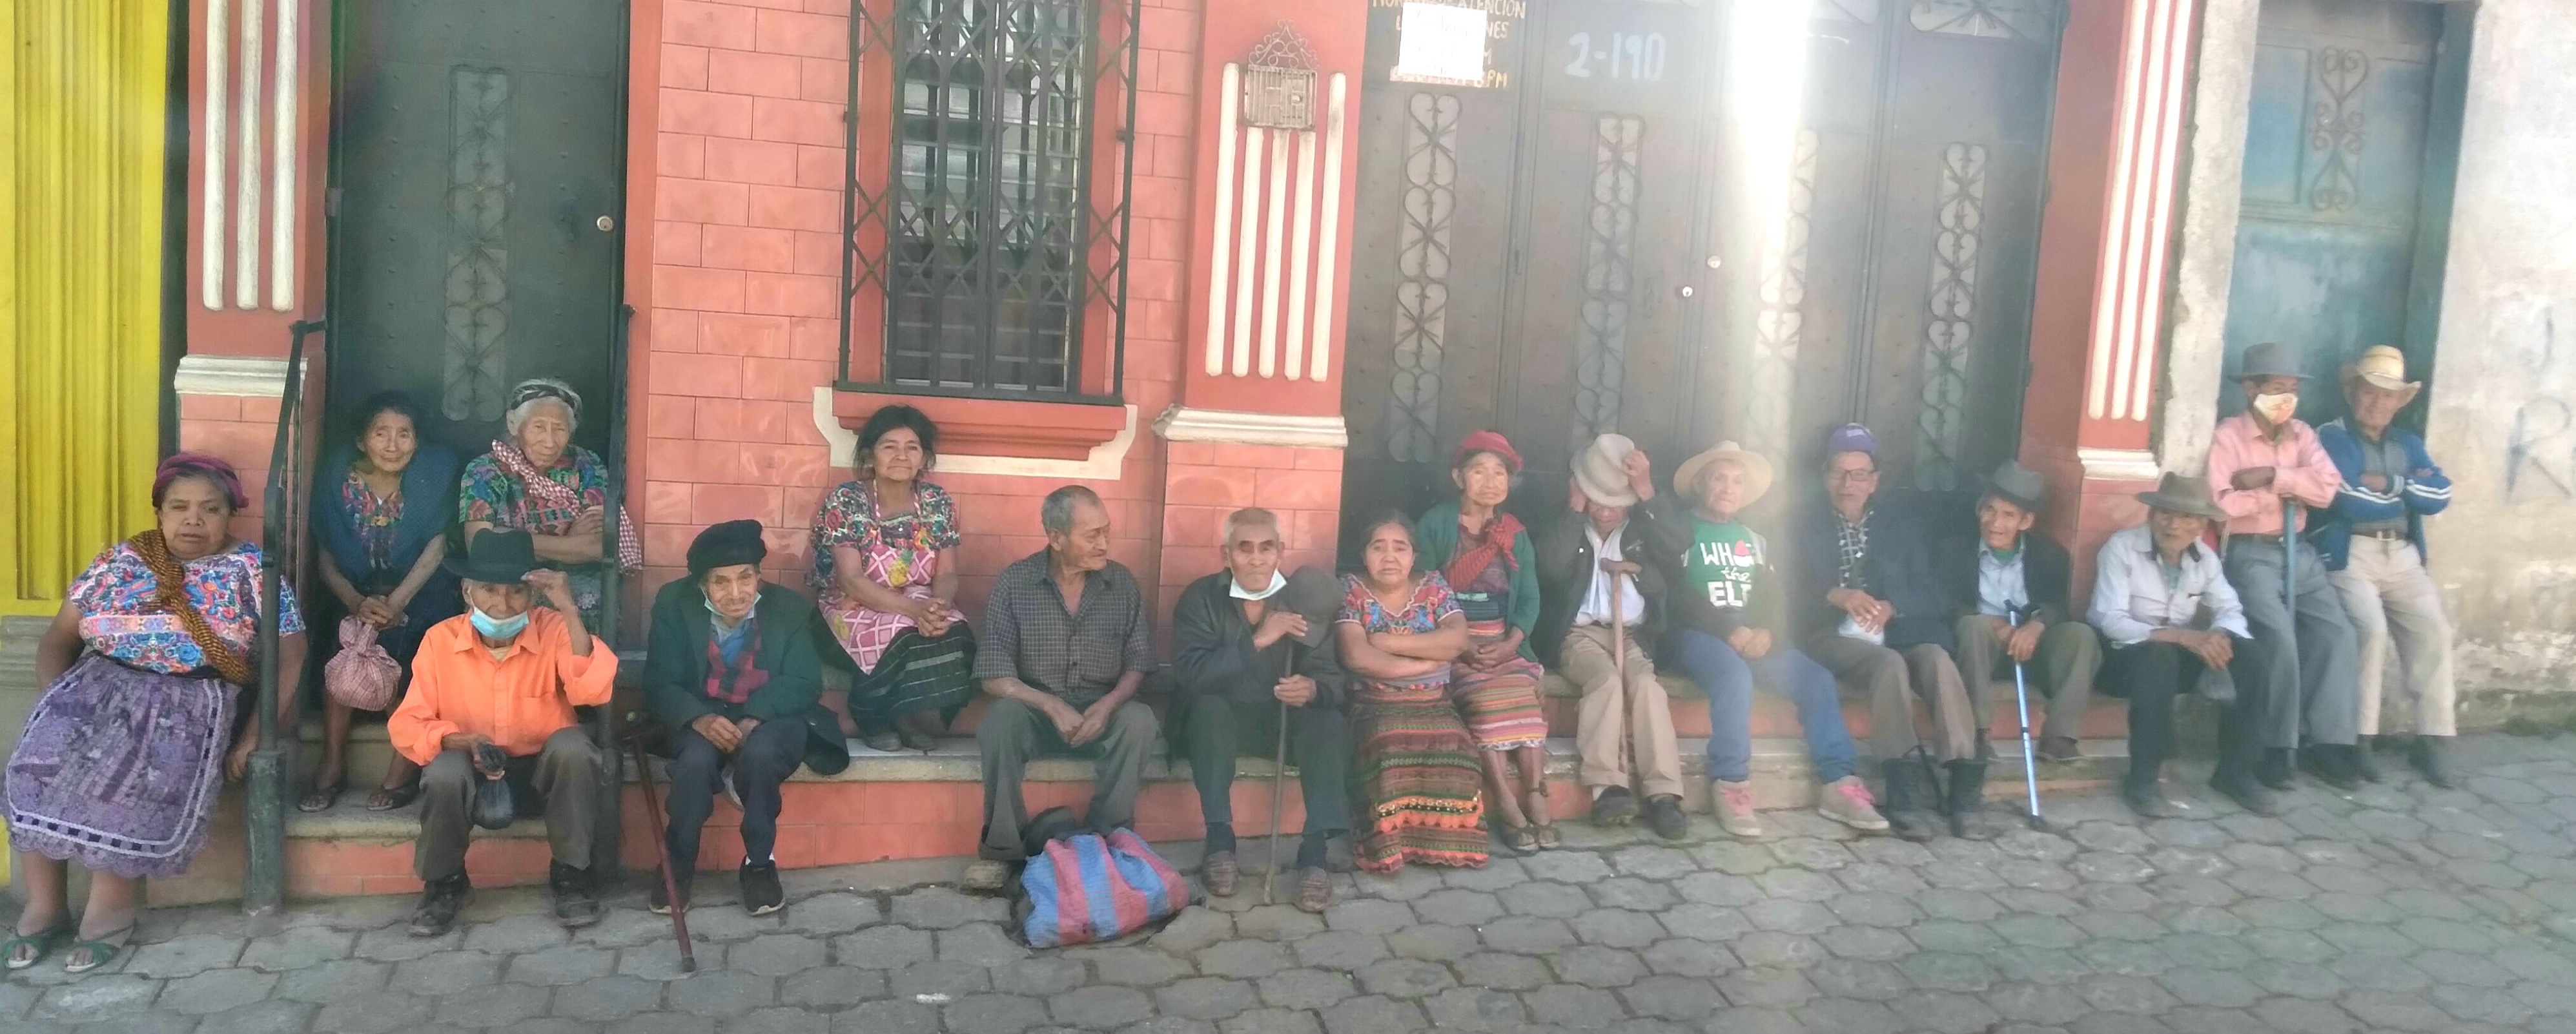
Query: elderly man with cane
[[2205, 342, 2365, 792], [1171, 508, 1353, 912], [1535, 435, 1690, 840], [641, 520, 850, 917], [1936, 462, 2101, 838], [2090, 475, 2265, 816]]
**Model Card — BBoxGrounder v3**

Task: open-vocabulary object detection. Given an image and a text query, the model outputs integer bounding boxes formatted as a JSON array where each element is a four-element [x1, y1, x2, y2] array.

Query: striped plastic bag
[[1017, 829, 1191, 949]]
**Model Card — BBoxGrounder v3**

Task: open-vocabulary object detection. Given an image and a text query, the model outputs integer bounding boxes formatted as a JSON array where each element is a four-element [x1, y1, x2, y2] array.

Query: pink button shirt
[[2204, 413, 2343, 538]]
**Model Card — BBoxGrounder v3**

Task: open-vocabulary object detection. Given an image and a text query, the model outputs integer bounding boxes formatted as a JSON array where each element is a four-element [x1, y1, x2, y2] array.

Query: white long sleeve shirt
[[2087, 524, 2251, 646]]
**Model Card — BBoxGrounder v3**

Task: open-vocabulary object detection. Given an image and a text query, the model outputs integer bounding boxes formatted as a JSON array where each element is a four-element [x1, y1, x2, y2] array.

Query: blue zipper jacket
[[2311, 418, 2451, 570]]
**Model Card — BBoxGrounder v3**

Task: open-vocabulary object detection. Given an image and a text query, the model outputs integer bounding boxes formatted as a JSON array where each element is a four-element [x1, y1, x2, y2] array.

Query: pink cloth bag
[[324, 616, 402, 712]]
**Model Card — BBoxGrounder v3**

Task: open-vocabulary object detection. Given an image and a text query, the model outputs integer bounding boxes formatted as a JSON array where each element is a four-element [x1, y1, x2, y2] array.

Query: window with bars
[[842, 0, 1139, 401]]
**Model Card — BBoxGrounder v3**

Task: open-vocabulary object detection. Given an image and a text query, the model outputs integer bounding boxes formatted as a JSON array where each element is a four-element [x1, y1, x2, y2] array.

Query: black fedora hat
[[445, 528, 542, 583]]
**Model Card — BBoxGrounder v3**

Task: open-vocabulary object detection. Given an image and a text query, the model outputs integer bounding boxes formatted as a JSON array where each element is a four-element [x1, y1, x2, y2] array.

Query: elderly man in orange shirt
[[2203, 342, 2362, 793], [389, 528, 617, 936]]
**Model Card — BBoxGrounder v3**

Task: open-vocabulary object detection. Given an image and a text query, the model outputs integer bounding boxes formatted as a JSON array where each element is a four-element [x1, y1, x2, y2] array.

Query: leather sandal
[[64, 922, 134, 974], [4, 920, 73, 971], [298, 777, 346, 813], [1500, 824, 1540, 854], [367, 780, 420, 812]]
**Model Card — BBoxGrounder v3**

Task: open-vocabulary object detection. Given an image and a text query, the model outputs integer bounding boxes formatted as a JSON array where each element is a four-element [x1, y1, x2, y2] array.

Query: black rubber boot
[[2350, 735, 2384, 783], [2123, 760, 2180, 818], [2256, 747, 2296, 790], [2411, 736, 2455, 789], [1945, 761, 2005, 840], [1881, 759, 1937, 842]]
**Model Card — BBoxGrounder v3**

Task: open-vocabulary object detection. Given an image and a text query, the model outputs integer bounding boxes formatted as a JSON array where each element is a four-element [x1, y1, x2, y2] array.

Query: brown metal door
[[329, 0, 628, 460], [1767, 0, 2060, 493], [1340, 0, 1722, 548]]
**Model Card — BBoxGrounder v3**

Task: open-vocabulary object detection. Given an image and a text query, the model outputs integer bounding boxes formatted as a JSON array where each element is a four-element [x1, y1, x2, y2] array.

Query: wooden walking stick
[[628, 734, 697, 974], [1608, 564, 1634, 794], [1265, 648, 1294, 905]]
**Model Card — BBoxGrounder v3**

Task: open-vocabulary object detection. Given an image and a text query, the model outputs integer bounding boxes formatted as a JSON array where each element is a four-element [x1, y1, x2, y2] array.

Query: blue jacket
[[2311, 419, 2451, 570]]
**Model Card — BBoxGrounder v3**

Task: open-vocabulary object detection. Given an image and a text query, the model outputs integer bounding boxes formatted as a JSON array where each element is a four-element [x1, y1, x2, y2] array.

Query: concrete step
[[200, 731, 2131, 902]]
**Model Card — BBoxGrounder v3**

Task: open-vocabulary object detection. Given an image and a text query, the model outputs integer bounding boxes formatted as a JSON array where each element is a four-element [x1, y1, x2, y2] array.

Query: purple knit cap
[[1825, 423, 1877, 459], [153, 451, 250, 510]]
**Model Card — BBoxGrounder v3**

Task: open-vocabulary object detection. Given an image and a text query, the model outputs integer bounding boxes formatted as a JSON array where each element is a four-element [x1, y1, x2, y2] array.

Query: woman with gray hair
[[458, 378, 641, 624]]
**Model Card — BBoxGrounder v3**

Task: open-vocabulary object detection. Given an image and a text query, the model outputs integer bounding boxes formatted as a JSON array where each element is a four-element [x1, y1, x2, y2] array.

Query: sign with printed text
[[1392, 2, 1490, 87]]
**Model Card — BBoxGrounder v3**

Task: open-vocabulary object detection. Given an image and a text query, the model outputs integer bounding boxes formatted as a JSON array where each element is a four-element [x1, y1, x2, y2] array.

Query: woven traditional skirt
[[843, 623, 977, 728], [6, 654, 236, 879], [1351, 681, 1488, 871], [1453, 620, 1550, 751]]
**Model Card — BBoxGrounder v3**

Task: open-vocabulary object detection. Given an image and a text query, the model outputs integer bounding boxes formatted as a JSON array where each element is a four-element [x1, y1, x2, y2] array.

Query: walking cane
[[2006, 605, 2045, 831], [2282, 497, 2301, 766], [628, 735, 697, 974], [1608, 566, 1634, 800], [1265, 640, 1299, 905]]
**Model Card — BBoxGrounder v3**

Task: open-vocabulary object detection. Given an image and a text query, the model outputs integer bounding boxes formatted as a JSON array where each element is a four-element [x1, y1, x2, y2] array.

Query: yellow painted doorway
[[0, 0, 169, 623]]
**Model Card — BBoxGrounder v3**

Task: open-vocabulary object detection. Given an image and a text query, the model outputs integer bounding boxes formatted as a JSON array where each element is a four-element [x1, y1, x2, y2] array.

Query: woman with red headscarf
[[6, 454, 308, 973], [1414, 431, 1557, 852]]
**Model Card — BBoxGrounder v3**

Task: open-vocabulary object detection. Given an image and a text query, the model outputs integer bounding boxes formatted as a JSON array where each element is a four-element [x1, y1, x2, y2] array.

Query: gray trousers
[[416, 726, 602, 882], [977, 696, 1158, 862], [1952, 615, 2101, 744], [1803, 634, 1978, 763], [2224, 538, 2360, 749]]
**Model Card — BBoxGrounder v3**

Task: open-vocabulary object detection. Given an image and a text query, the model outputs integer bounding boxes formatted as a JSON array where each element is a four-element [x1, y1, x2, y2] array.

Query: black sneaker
[[1591, 786, 1639, 827], [1644, 795, 1689, 841], [741, 862, 785, 916], [550, 861, 602, 929], [409, 873, 469, 937], [649, 867, 695, 915], [2350, 735, 2385, 783]]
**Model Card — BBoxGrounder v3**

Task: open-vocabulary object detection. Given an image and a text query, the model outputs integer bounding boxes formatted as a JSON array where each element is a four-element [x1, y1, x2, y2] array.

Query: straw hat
[[2342, 345, 2421, 395], [1673, 441, 1775, 506], [1571, 434, 1640, 508]]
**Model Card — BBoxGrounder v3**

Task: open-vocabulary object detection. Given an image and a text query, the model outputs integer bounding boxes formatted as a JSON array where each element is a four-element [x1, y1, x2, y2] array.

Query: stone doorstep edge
[[283, 734, 2129, 842]]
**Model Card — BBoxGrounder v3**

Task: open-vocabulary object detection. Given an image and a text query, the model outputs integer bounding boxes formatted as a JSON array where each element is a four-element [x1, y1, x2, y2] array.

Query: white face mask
[[1230, 568, 1287, 601], [2253, 391, 2298, 425]]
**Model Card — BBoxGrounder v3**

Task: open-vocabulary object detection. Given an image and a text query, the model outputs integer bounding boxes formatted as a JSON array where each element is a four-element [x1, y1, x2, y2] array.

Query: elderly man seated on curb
[[1664, 440, 1888, 840], [1938, 462, 2102, 780], [644, 519, 850, 918], [1790, 424, 1978, 842], [965, 485, 1159, 893], [2206, 341, 2364, 791], [389, 528, 617, 936], [2090, 475, 2267, 817], [2316, 346, 2457, 787], [1171, 508, 1352, 911], [1533, 434, 1689, 839]]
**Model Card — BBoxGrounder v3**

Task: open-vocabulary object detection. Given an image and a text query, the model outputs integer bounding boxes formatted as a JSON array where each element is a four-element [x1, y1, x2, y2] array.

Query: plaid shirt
[[972, 550, 1154, 707]]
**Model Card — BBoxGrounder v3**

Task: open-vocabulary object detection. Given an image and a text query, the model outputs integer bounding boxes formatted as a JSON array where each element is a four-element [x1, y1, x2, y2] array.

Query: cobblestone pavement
[[15, 734, 2576, 1033]]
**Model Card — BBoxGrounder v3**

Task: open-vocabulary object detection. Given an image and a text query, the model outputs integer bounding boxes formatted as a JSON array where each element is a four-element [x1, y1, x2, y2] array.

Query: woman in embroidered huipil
[[456, 378, 642, 626], [1416, 430, 1557, 853], [809, 405, 976, 752], [1334, 513, 1487, 872], [305, 393, 461, 812], [6, 454, 307, 973]]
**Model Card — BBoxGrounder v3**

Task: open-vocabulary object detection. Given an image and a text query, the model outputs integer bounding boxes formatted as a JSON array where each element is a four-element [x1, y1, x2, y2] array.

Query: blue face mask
[[469, 606, 531, 643]]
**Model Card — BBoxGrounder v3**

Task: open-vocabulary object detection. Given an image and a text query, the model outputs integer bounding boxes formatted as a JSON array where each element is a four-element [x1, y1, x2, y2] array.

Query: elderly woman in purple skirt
[[5, 454, 307, 973]]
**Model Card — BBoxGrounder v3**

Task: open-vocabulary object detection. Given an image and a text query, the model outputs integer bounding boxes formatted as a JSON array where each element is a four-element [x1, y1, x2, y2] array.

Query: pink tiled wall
[[641, 0, 1203, 623]]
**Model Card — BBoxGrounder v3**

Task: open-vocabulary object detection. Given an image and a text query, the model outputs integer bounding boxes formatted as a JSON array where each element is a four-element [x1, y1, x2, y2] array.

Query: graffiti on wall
[[2506, 302, 2576, 500]]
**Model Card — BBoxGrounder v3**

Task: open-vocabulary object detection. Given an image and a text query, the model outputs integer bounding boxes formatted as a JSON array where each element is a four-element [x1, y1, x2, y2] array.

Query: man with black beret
[[644, 519, 849, 916]]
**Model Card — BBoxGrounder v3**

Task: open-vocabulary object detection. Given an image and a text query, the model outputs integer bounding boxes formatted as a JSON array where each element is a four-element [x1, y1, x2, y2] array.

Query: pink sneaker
[[1710, 779, 1762, 838], [1817, 775, 1891, 832]]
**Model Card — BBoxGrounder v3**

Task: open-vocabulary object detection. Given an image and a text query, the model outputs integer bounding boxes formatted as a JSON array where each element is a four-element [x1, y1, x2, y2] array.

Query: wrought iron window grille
[[837, 0, 1141, 405]]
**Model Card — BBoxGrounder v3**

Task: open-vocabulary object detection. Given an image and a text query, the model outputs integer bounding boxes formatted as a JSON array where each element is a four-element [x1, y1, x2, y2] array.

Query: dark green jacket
[[644, 578, 849, 775], [1415, 499, 1542, 663]]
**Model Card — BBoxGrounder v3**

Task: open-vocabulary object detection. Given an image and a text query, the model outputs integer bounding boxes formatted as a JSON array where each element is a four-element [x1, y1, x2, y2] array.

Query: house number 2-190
[[1564, 31, 1667, 81]]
